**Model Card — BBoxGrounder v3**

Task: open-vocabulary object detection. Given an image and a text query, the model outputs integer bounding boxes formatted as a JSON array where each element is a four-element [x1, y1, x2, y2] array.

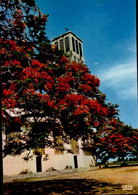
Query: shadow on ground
[[3, 179, 136, 195]]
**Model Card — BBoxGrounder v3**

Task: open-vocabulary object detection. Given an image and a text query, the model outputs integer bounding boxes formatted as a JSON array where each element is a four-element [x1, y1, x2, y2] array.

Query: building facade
[[3, 133, 96, 176], [52, 31, 85, 63]]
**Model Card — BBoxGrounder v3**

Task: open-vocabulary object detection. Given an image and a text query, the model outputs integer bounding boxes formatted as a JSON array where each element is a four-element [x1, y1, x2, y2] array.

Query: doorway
[[74, 155, 78, 168], [36, 155, 42, 172]]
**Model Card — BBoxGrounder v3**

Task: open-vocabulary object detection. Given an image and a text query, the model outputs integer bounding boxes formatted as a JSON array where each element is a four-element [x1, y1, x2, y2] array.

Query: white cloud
[[97, 60, 137, 100], [126, 46, 136, 54], [93, 62, 99, 65], [117, 85, 137, 100]]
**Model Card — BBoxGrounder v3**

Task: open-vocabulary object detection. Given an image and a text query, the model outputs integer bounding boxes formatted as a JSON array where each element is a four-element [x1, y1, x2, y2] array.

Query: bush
[[46, 167, 56, 172], [20, 169, 31, 174], [65, 165, 72, 169]]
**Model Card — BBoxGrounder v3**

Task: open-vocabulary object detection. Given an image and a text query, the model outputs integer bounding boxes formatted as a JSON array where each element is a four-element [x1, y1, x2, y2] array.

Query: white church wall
[[3, 127, 96, 176], [3, 144, 96, 176], [3, 151, 36, 176]]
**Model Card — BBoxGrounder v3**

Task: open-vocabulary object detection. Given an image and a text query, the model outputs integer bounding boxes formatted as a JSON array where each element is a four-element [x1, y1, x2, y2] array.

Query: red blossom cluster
[[22, 67, 50, 80], [2, 84, 18, 109], [66, 62, 89, 73], [56, 76, 73, 93], [21, 60, 53, 90], [79, 84, 92, 93], [14, 117, 21, 124], [94, 121, 100, 127], [109, 118, 118, 126], [55, 91, 109, 130], [81, 73, 100, 87], [99, 130, 138, 155], [101, 107, 108, 116], [12, 9, 26, 32], [22, 87, 54, 108], [4, 60, 21, 67], [31, 59, 47, 68], [0, 38, 33, 59], [60, 56, 69, 64]]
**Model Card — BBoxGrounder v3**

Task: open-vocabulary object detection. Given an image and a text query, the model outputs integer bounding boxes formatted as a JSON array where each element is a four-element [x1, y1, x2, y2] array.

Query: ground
[[3, 166, 138, 194]]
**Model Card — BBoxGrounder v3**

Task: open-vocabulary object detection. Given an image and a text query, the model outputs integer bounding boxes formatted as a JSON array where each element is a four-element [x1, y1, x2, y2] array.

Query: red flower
[[14, 117, 21, 123], [112, 148, 117, 153], [79, 84, 92, 93], [60, 56, 69, 63], [101, 107, 108, 116], [94, 121, 99, 127]]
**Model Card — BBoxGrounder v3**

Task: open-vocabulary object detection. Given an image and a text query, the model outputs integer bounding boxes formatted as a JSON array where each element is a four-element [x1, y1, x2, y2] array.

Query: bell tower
[[52, 31, 85, 63]]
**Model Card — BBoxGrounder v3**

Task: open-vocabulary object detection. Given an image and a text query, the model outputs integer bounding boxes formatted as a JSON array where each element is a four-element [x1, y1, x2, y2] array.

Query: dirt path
[[3, 166, 138, 194]]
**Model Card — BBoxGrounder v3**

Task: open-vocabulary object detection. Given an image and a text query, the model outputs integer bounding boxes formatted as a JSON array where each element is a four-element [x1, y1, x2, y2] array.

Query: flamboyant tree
[[96, 120, 138, 164], [0, 0, 60, 155], [1, 0, 137, 163]]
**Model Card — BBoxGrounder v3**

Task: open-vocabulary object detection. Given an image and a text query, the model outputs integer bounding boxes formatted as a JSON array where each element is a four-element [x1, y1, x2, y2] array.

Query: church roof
[[52, 31, 82, 43]]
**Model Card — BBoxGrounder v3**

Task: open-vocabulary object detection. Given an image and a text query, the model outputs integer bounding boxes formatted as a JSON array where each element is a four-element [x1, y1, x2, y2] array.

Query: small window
[[79, 42, 82, 57], [75, 40, 79, 54], [60, 39, 64, 50], [65, 37, 70, 52], [72, 37, 75, 52]]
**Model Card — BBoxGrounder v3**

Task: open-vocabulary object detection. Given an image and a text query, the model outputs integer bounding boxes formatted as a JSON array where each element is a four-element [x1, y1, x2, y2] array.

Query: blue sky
[[35, 0, 137, 128]]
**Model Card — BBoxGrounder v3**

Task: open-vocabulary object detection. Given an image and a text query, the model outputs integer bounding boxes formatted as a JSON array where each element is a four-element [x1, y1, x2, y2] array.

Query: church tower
[[52, 31, 85, 63]]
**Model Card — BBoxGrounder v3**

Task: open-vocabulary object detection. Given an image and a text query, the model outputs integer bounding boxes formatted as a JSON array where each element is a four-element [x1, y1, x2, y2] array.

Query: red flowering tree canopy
[[1, 38, 120, 157], [96, 120, 138, 164], [1, 0, 137, 162]]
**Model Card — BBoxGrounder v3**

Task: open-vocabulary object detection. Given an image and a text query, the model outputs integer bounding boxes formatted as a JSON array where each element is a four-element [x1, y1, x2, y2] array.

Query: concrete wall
[[3, 139, 96, 176]]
